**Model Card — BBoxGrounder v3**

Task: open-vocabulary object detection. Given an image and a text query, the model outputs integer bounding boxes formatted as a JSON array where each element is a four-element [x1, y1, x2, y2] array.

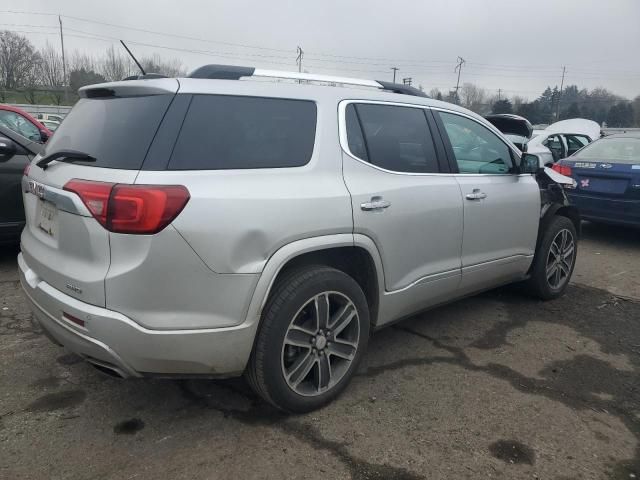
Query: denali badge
[[65, 283, 83, 294], [27, 180, 46, 199]]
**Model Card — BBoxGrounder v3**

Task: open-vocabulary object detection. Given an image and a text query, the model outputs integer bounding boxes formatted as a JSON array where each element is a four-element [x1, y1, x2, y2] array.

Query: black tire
[[246, 266, 370, 413], [527, 215, 578, 300]]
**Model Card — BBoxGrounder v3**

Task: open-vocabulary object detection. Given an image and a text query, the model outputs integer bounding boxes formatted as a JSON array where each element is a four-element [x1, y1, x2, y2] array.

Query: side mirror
[[520, 153, 540, 174], [0, 136, 17, 160], [40, 130, 50, 143]]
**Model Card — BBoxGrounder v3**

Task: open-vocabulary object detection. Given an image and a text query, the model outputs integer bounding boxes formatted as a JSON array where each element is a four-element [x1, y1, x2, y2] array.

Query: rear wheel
[[246, 266, 369, 412], [527, 216, 577, 300]]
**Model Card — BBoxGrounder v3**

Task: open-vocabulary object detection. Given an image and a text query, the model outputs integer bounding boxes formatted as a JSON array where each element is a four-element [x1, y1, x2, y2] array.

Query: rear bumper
[[18, 253, 260, 378], [567, 193, 640, 227]]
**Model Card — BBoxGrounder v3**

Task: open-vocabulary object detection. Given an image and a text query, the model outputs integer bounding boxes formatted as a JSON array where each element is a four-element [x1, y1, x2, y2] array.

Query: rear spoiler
[[78, 78, 180, 98]]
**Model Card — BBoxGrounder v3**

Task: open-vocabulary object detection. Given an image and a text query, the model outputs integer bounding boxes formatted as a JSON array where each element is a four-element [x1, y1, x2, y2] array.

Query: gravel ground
[[0, 221, 639, 480]]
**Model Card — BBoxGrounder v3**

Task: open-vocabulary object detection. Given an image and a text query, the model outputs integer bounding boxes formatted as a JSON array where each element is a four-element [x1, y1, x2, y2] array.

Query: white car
[[37, 113, 65, 124], [528, 118, 600, 165]]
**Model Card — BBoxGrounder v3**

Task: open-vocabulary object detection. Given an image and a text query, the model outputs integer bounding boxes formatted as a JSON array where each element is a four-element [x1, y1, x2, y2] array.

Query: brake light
[[552, 163, 572, 177], [63, 179, 190, 234]]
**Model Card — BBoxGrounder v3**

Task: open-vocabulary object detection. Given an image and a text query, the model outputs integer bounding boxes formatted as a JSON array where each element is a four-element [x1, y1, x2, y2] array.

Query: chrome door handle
[[465, 189, 487, 200], [361, 197, 391, 211]]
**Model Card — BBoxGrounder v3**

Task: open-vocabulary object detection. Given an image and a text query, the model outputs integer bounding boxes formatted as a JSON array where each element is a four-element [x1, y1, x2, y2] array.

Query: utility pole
[[556, 66, 566, 120], [402, 77, 412, 86], [453, 56, 465, 104], [296, 46, 304, 73], [296, 46, 304, 84], [58, 15, 68, 103], [391, 67, 399, 83], [498, 88, 502, 101]]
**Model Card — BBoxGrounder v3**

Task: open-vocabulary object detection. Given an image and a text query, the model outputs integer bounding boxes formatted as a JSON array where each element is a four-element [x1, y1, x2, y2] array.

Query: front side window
[[345, 103, 439, 173], [438, 111, 513, 174], [0, 110, 40, 142], [169, 95, 317, 170]]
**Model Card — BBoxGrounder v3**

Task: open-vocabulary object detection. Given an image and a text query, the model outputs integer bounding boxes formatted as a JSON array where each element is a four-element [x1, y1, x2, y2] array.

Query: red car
[[0, 104, 52, 143]]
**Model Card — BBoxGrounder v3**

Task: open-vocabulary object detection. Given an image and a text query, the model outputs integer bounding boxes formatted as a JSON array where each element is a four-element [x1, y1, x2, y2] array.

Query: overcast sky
[[2, 0, 639, 100]]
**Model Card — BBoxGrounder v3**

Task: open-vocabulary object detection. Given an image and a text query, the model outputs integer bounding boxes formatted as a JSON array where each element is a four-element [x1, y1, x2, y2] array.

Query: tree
[[429, 87, 443, 100], [492, 99, 513, 114], [460, 82, 487, 114], [633, 96, 640, 127], [561, 102, 581, 120], [101, 46, 135, 81], [70, 68, 106, 92], [139, 54, 185, 77], [0, 31, 40, 90], [23, 52, 43, 104], [516, 101, 543, 124], [39, 42, 64, 87]]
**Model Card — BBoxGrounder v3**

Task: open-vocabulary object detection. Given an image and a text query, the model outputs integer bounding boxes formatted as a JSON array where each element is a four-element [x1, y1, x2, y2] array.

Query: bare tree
[[460, 83, 487, 113], [140, 53, 186, 77], [429, 87, 443, 100], [70, 51, 98, 73], [0, 31, 40, 91], [100, 46, 135, 81], [39, 42, 65, 87], [23, 52, 43, 104]]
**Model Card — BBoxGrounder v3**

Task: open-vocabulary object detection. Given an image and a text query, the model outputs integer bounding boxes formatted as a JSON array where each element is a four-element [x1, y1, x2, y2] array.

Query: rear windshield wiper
[[36, 150, 96, 170]]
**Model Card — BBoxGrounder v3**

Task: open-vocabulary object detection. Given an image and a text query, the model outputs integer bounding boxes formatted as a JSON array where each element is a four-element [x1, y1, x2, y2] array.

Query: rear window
[[43, 95, 173, 169], [575, 137, 640, 164], [168, 95, 317, 170]]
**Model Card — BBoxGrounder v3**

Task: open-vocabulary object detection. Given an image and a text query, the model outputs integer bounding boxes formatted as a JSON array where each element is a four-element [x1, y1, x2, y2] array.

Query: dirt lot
[[1, 221, 639, 480]]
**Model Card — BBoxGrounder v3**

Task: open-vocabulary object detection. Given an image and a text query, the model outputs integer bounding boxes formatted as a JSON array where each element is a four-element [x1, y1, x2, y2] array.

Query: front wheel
[[246, 266, 370, 413], [527, 216, 578, 300]]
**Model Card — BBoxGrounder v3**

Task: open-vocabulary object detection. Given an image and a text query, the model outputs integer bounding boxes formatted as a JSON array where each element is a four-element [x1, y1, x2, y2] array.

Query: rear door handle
[[361, 196, 391, 211], [465, 189, 487, 200]]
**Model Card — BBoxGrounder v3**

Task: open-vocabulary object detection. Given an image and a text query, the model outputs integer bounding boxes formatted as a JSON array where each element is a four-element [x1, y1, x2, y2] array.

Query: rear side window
[[43, 95, 174, 169], [169, 95, 317, 170], [346, 103, 439, 173]]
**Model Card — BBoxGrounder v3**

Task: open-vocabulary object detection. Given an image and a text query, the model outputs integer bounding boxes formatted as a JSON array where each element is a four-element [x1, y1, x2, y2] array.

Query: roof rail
[[123, 73, 168, 81], [187, 64, 428, 98]]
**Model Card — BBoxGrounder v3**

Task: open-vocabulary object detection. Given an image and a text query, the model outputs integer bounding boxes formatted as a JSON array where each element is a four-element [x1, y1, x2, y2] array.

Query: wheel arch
[[244, 234, 385, 331]]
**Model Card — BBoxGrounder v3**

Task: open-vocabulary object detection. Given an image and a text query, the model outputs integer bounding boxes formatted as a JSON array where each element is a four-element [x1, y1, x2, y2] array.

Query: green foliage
[[492, 99, 513, 114]]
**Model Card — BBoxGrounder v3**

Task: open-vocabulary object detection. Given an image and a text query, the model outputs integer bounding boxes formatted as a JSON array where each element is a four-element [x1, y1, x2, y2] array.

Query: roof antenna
[[120, 40, 146, 76]]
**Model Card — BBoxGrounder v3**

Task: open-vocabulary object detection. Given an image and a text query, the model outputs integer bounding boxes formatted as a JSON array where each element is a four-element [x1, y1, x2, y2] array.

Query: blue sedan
[[553, 133, 640, 227]]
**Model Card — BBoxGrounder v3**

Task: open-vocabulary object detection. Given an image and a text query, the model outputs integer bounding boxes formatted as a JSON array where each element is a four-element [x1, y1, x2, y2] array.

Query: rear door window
[[168, 95, 317, 170], [43, 95, 174, 169], [346, 103, 439, 173]]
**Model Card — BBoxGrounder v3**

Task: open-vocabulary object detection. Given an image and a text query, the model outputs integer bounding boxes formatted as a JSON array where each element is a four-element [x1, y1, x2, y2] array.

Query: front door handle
[[361, 196, 391, 211], [465, 189, 487, 201]]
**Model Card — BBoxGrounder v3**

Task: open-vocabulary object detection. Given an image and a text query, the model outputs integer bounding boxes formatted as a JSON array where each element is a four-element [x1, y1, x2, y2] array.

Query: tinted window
[[345, 104, 368, 161], [43, 95, 173, 169], [351, 103, 438, 173], [169, 95, 316, 170], [438, 112, 513, 174], [574, 137, 640, 164], [0, 110, 41, 142]]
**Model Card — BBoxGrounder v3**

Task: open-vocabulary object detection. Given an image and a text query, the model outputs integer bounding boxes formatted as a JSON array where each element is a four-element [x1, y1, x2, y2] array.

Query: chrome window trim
[[338, 99, 452, 177], [338, 100, 525, 177]]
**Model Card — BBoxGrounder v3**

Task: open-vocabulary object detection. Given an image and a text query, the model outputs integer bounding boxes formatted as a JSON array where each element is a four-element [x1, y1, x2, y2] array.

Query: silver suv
[[18, 66, 579, 412]]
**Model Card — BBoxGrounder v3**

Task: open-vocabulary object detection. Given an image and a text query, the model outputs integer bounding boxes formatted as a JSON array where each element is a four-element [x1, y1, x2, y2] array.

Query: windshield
[[574, 137, 640, 164]]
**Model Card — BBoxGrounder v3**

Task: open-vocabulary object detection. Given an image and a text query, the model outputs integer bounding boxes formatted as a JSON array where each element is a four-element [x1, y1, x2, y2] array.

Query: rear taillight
[[552, 163, 572, 177], [63, 179, 190, 234]]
